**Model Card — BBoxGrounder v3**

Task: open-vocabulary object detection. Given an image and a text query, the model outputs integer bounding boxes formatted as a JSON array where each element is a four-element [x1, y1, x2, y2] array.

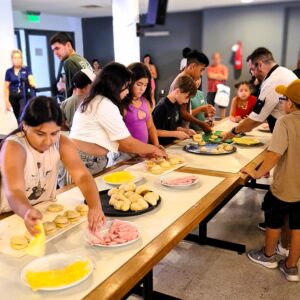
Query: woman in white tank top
[[0, 96, 105, 235]]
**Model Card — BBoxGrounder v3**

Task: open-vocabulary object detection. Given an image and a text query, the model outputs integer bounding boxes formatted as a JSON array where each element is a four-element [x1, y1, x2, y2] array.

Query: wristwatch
[[231, 127, 239, 135]]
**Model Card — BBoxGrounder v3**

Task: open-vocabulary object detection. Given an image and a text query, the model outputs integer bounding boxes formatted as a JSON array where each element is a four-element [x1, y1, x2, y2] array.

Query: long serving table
[[0, 163, 239, 300], [0, 119, 272, 299], [166, 119, 272, 254]]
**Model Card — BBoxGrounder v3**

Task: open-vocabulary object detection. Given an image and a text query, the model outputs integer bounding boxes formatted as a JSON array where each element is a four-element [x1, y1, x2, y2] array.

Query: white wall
[[13, 11, 83, 55], [0, 0, 15, 111]]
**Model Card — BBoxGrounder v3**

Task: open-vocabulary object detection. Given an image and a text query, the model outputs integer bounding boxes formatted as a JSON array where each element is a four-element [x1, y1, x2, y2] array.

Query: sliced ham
[[89, 219, 139, 246], [161, 175, 198, 186]]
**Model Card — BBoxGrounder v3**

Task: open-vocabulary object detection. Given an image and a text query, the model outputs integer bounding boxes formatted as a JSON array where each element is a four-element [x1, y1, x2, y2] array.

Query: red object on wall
[[234, 41, 242, 70]]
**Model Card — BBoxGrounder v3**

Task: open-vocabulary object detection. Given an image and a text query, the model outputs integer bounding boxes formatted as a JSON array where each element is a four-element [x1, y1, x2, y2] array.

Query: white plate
[[102, 172, 143, 186], [159, 174, 199, 188], [84, 220, 140, 248], [21, 253, 93, 291]]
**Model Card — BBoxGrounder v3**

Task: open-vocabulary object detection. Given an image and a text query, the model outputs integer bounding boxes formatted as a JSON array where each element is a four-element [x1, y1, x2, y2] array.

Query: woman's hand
[[87, 207, 106, 233], [24, 208, 43, 236]]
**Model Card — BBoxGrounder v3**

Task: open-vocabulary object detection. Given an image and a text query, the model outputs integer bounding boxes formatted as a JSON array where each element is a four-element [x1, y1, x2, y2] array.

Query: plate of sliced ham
[[84, 219, 140, 248], [159, 174, 199, 188]]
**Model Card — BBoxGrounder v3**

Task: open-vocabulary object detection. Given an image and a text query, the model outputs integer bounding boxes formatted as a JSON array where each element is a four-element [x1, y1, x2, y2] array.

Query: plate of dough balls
[[183, 142, 236, 155], [93, 183, 161, 216], [126, 156, 186, 176]]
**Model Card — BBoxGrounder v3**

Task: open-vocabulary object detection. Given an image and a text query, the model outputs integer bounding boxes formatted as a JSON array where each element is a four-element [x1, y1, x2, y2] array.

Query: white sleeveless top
[[0, 132, 60, 213]]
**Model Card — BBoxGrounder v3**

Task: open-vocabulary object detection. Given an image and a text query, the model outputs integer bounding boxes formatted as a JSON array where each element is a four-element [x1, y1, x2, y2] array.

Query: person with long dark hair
[[69, 62, 165, 175], [123, 62, 159, 146], [0, 96, 105, 235], [143, 54, 158, 106]]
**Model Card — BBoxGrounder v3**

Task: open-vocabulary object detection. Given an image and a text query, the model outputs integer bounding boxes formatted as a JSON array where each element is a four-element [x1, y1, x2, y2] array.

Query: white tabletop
[[167, 119, 272, 173], [0, 166, 224, 299]]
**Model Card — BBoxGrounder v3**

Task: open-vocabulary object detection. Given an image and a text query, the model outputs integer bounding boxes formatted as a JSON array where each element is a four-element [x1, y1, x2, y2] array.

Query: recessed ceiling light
[[241, 0, 253, 3]]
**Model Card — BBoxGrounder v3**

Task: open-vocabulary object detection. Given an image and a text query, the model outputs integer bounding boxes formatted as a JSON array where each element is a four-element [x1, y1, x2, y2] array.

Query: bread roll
[[10, 236, 29, 250], [43, 221, 57, 236], [54, 215, 70, 228], [75, 204, 88, 216], [119, 182, 136, 192], [47, 203, 64, 212], [63, 210, 80, 222]]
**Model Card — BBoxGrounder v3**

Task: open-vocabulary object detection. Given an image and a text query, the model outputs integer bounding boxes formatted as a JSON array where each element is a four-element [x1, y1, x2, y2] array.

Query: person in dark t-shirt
[[153, 76, 197, 146]]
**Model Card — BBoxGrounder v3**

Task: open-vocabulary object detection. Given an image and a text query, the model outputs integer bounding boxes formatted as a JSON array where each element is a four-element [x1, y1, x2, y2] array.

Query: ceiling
[[11, 0, 298, 18]]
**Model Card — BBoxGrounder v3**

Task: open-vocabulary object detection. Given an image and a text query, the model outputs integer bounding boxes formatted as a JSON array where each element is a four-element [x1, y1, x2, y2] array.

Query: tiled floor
[[128, 179, 300, 299]]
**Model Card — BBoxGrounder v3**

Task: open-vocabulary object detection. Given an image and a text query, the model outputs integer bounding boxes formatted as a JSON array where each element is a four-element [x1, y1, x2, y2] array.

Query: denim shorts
[[78, 150, 108, 176], [262, 190, 300, 230]]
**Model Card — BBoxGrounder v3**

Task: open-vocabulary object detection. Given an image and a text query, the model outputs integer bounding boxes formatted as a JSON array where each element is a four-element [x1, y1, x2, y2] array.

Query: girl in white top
[[0, 96, 105, 235], [70, 62, 165, 173]]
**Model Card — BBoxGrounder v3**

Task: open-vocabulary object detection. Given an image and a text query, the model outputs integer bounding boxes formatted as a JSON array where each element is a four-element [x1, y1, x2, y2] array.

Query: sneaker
[[279, 259, 299, 282], [248, 248, 278, 269], [257, 222, 266, 231], [275, 242, 289, 257]]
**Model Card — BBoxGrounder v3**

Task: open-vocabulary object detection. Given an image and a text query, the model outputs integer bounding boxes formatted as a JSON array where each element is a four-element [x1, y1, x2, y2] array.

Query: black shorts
[[262, 190, 300, 230]]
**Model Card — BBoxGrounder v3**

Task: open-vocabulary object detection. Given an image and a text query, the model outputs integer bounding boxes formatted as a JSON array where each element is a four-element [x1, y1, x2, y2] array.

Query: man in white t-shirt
[[223, 47, 297, 139]]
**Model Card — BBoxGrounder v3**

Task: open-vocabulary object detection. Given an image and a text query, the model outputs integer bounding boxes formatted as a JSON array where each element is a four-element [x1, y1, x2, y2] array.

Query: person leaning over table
[[242, 79, 300, 282], [69, 62, 166, 177], [222, 47, 297, 141], [169, 50, 212, 133], [153, 76, 197, 146], [0, 96, 105, 236]]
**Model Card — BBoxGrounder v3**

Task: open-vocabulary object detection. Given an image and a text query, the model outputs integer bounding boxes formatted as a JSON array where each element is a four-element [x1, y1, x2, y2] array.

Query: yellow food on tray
[[25, 260, 91, 291], [232, 137, 260, 145], [103, 171, 135, 184], [26, 221, 45, 257]]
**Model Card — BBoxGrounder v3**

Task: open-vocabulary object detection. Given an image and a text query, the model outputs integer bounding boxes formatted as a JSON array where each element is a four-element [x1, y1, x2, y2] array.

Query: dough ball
[[108, 188, 119, 196], [47, 203, 64, 212], [224, 145, 233, 151], [169, 158, 180, 166], [129, 193, 144, 203], [160, 161, 171, 169], [121, 202, 130, 211], [200, 146, 207, 152], [10, 236, 29, 250], [124, 191, 135, 198], [119, 182, 136, 192], [113, 200, 123, 210], [135, 185, 151, 195], [144, 191, 159, 206], [150, 165, 163, 175], [137, 198, 149, 209], [198, 141, 206, 146], [210, 135, 218, 140], [130, 202, 143, 211], [193, 134, 203, 142]]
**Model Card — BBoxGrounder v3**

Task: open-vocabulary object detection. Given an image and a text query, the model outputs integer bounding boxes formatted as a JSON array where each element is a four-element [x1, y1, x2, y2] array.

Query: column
[[112, 0, 140, 66], [0, 0, 15, 111]]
